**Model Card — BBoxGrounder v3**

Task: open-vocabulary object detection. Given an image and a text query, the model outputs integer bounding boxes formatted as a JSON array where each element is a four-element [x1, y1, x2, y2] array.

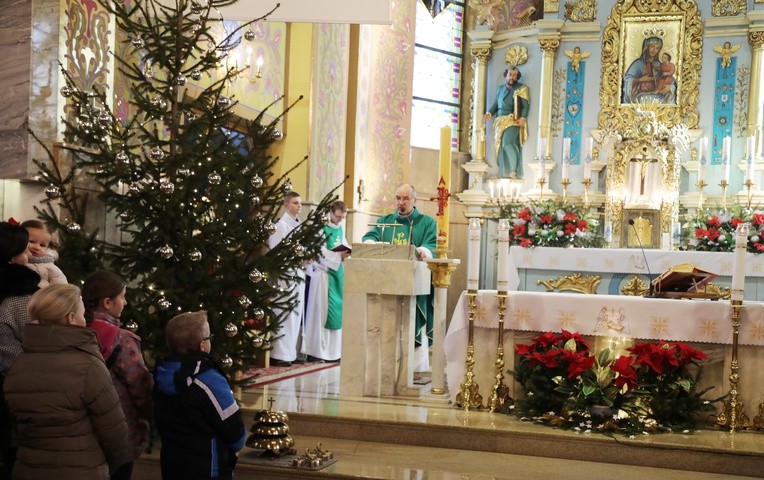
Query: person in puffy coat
[[83, 271, 153, 480], [154, 310, 246, 480], [3, 284, 130, 480]]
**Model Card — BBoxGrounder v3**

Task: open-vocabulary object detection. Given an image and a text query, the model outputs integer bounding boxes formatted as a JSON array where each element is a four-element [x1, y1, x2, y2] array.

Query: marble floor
[[235, 364, 764, 480]]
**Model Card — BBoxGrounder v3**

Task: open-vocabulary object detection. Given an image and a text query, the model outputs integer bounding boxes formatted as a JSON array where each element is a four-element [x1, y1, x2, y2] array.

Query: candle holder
[[744, 180, 754, 209], [487, 292, 511, 412], [717, 300, 752, 432], [455, 291, 484, 410], [720, 180, 729, 210], [581, 178, 592, 208], [561, 178, 570, 204], [696, 179, 707, 209], [537, 177, 546, 201]]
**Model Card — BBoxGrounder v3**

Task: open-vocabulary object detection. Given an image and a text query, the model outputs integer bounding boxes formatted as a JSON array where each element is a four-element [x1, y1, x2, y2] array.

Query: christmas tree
[[32, 0, 336, 378]]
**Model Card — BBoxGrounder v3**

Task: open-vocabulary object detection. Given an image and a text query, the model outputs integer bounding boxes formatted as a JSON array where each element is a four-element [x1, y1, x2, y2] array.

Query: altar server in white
[[303, 200, 350, 362], [267, 191, 306, 367]]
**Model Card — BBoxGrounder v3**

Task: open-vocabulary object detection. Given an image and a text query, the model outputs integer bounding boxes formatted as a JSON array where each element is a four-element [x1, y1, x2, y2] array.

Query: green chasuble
[[362, 207, 437, 347], [324, 223, 344, 330]]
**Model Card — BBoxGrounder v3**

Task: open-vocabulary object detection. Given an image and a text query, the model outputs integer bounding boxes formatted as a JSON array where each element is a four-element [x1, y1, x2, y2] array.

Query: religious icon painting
[[619, 15, 683, 106]]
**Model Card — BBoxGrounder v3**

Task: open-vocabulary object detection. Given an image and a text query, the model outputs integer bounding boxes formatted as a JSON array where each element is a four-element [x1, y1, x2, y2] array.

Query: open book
[[652, 263, 718, 298], [330, 243, 351, 254]]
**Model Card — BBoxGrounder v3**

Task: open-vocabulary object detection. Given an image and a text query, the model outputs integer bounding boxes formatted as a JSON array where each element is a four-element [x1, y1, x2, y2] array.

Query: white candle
[[562, 138, 571, 180], [583, 137, 593, 181], [488, 180, 495, 198], [748, 135, 756, 156], [467, 217, 481, 291], [698, 136, 707, 183], [731, 223, 749, 301], [537, 136, 547, 159], [497, 219, 510, 292], [723, 136, 731, 182]]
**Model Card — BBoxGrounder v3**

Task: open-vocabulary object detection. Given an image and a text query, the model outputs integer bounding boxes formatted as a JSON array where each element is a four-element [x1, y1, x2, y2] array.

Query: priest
[[362, 184, 436, 371]]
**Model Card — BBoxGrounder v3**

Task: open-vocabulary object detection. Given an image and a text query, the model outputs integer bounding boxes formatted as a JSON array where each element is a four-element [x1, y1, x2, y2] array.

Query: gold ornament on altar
[[468, 0, 503, 30], [712, 42, 741, 69], [246, 398, 296, 456], [504, 45, 528, 67], [627, 215, 652, 248]]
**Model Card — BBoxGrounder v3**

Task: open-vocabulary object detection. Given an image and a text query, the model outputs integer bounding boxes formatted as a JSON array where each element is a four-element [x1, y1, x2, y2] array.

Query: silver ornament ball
[[253, 307, 265, 320], [66, 222, 82, 234], [188, 249, 203, 262], [250, 175, 264, 188], [244, 30, 256, 41], [160, 180, 175, 194], [220, 355, 233, 368], [272, 130, 284, 141], [44, 185, 61, 199], [124, 320, 139, 332], [61, 85, 74, 98], [216, 96, 230, 107], [149, 147, 165, 161], [238, 295, 252, 308], [294, 244, 305, 257], [252, 335, 264, 348], [208, 172, 221, 185], [157, 298, 171, 310], [282, 181, 292, 193], [131, 37, 144, 49], [190, 70, 202, 81], [116, 151, 129, 163], [264, 221, 276, 235], [128, 182, 141, 194], [158, 245, 174, 259], [224, 323, 238, 337], [249, 269, 264, 283], [119, 212, 130, 222]]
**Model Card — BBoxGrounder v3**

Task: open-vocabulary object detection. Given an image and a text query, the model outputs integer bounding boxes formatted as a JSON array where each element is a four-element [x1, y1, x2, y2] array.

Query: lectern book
[[652, 263, 719, 299], [351, 243, 417, 260], [331, 243, 351, 253]]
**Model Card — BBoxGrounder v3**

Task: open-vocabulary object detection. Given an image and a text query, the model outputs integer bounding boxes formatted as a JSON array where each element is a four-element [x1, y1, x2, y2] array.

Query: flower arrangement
[[682, 205, 764, 253], [509, 331, 717, 434], [496, 199, 605, 248]]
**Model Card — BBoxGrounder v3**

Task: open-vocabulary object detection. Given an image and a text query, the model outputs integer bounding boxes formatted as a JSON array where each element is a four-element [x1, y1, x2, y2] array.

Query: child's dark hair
[[82, 270, 126, 324], [20, 219, 46, 230], [0, 222, 29, 264]]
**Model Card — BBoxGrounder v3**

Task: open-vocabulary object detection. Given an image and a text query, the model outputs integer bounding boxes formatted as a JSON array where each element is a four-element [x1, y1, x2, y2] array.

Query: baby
[[20, 219, 67, 287]]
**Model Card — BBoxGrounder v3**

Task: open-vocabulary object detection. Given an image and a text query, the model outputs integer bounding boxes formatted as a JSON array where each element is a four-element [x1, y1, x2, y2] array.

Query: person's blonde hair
[[165, 310, 209, 353], [27, 284, 81, 326]]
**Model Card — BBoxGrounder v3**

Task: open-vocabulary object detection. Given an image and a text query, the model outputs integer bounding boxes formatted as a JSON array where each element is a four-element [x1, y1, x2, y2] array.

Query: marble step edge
[[285, 412, 764, 478]]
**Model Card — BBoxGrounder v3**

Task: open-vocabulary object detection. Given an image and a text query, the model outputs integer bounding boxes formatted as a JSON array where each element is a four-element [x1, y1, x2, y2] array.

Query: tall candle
[[497, 219, 509, 292], [467, 217, 481, 291], [488, 179, 495, 198], [723, 136, 731, 182], [583, 137, 593, 181], [438, 126, 451, 253], [562, 137, 571, 180], [747, 135, 756, 183], [731, 223, 749, 301], [698, 136, 708, 183], [537, 136, 547, 159]]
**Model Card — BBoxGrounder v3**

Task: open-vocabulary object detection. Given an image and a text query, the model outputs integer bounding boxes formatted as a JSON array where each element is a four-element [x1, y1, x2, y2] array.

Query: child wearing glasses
[[154, 311, 246, 480]]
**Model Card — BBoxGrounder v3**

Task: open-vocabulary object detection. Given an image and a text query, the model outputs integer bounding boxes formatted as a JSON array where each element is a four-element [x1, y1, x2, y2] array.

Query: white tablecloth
[[444, 290, 764, 403], [508, 247, 764, 291]]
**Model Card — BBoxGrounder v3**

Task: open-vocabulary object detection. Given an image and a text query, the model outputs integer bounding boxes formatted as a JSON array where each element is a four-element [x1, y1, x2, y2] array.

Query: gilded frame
[[598, 0, 703, 130]]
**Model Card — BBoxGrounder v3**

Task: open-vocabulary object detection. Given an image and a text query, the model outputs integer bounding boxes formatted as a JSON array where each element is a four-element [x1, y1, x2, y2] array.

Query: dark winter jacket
[[3, 324, 130, 480], [0, 263, 40, 374], [90, 312, 154, 460], [154, 350, 246, 480]]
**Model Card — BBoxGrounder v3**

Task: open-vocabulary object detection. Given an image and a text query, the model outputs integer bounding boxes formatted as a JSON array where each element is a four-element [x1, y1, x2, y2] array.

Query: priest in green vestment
[[362, 184, 437, 368]]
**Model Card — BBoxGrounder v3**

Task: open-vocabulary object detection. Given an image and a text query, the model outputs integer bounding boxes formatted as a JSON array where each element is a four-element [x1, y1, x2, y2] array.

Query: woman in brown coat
[[3, 284, 130, 479]]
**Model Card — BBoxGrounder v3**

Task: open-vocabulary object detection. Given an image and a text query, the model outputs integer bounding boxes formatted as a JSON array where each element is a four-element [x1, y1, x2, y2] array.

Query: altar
[[509, 246, 764, 300], [444, 290, 764, 413]]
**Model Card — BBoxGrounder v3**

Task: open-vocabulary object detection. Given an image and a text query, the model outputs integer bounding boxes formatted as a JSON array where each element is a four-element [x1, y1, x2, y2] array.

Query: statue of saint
[[483, 67, 530, 179]]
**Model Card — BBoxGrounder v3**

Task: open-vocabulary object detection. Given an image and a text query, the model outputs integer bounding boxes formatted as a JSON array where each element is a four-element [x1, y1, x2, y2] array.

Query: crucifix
[[630, 152, 658, 196]]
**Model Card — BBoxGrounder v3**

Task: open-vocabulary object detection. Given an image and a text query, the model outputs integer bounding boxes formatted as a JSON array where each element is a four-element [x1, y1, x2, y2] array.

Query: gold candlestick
[[720, 180, 729, 210], [696, 179, 707, 209], [537, 177, 546, 201], [488, 293, 511, 412], [456, 290, 483, 410], [717, 300, 751, 431], [744, 180, 754, 210], [561, 178, 570, 205], [581, 178, 592, 208]]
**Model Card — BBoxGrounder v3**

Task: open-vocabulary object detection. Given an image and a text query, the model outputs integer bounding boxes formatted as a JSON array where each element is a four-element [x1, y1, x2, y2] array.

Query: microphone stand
[[629, 219, 654, 297]]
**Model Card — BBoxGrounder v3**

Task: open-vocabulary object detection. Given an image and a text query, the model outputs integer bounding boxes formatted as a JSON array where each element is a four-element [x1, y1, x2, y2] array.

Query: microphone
[[629, 219, 654, 297]]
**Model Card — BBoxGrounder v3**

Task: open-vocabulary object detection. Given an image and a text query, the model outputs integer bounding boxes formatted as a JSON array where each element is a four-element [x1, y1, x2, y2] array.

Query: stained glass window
[[410, 1, 464, 150]]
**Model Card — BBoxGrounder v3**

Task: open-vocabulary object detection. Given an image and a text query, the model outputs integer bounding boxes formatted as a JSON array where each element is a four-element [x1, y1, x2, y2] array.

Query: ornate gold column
[[537, 36, 560, 157], [471, 45, 492, 161], [748, 30, 764, 154]]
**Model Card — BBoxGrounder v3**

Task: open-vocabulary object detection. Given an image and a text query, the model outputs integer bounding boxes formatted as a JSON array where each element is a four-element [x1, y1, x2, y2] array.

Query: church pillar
[[537, 35, 560, 157], [747, 30, 764, 155], [457, 31, 493, 208]]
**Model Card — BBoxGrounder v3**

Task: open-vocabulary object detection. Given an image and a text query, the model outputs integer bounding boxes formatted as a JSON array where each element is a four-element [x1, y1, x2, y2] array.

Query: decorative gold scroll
[[537, 273, 601, 294]]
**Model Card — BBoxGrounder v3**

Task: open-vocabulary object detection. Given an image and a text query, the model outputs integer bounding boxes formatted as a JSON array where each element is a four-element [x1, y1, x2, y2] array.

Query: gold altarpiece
[[596, 0, 703, 247]]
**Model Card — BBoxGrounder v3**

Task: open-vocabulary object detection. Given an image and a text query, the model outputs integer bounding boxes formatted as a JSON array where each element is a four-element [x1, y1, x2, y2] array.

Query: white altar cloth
[[444, 290, 764, 404], [508, 247, 764, 291]]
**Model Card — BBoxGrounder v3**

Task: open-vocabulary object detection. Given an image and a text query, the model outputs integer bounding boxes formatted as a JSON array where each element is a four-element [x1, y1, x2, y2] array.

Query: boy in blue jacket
[[154, 311, 246, 480]]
